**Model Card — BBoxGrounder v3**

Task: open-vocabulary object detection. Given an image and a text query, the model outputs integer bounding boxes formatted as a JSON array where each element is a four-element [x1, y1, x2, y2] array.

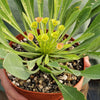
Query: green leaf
[[47, 61, 60, 68], [38, 65, 51, 73], [0, 19, 21, 44], [86, 14, 100, 34], [21, 0, 34, 22], [0, 0, 26, 38], [59, 9, 80, 42], [14, 0, 30, 31], [89, 5, 100, 18], [54, 0, 61, 19], [50, 54, 80, 61], [0, 32, 12, 50], [0, 49, 8, 59], [84, 0, 100, 9], [16, 51, 41, 58], [20, 42, 36, 52], [51, 74, 85, 100], [37, 55, 44, 66], [27, 59, 36, 70], [27, 68, 39, 74], [71, 7, 92, 37], [87, 52, 100, 58], [45, 54, 49, 64], [86, 36, 100, 52], [37, 0, 44, 17], [0, 0, 11, 15], [48, 0, 54, 19], [65, 10, 80, 27], [60, 0, 72, 22], [81, 64, 100, 79], [63, 33, 95, 47], [3, 53, 30, 80], [60, 65, 81, 76], [71, 33, 95, 44], [62, 1, 82, 25], [52, 69, 65, 76]]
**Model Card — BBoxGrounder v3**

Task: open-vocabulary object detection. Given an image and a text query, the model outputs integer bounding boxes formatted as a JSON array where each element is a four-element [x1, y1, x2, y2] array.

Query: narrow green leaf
[[20, 42, 36, 52], [89, 5, 100, 18], [60, 0, 72, 22], [81, 64, 100, 79], [27, 68, 39, 74], [54, 0, 62, 19], [83, 36, 100, 54], [45, 54, 49, 64], [52, 69, 65, 76], [22, 12, 31, 27], [48, 0, 54, 19], [14, 0, 30, 31], [21, 0, 34, 22], [71, 33, 95, 44], [3, 53, 30, 80], [84, 0, 100, 9], [16, 51, 41, 58], [37, 0, 44, 17], [86, 14, 100, 34], [50, 54, 80, 61], [0, 49, 8, 59], [63, 33, 95, 48], [62, 1, 82, 25], [47, 61, 60, 68], [87, 52, 100, 58], [51, 74, 85, 100], [65, 10, 80, 27], [70, 7, 92, 37], [37, 55, 44, 66], [59, 10, 80, 42], [27, 59, 36, 70], [38, 65, 51, 73], [0, 0, 11, 15]]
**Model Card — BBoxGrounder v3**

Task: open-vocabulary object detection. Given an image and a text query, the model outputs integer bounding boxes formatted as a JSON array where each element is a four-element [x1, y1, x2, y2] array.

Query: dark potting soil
[[8, 38, 83, 93]]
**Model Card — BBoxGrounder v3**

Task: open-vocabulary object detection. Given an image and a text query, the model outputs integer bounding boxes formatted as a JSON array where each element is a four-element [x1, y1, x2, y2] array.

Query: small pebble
[[39, 80, 43, 84], [59, 80, 63, 83], [12, 81, 16, 84], [39, 85, 43, 89], [59, 75, 67, 80], [43, 74, 47, 79], [26, 79, 31, 83]]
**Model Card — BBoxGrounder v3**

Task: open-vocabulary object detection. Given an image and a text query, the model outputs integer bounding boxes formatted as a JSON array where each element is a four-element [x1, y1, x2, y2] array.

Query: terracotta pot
[[5, 31, 90, 100]]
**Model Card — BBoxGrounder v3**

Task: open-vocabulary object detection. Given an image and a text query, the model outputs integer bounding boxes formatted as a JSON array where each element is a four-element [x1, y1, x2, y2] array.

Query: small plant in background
[[0, 0, 100, 100]]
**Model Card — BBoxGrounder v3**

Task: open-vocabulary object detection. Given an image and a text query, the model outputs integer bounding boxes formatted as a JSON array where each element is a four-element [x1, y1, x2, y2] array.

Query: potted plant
[[0, 0, 100, 100]]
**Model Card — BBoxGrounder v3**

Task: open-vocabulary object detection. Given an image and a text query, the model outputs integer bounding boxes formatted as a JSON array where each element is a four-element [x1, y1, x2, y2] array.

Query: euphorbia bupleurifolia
[[0, 0, 100, 100]]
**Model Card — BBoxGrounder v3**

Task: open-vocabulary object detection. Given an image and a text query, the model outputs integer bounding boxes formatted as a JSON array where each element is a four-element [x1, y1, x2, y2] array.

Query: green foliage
[[37, 0, 44, 17], [48, 0, 54, 19], [0, 0, 100, 100], [81, 64, 100, 79], [0, 48, 8, 59], [3, 53, 30, 80]]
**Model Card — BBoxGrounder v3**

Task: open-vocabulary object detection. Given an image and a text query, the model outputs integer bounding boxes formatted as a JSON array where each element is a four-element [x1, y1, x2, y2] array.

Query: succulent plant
[[0, 0, 100, 100]]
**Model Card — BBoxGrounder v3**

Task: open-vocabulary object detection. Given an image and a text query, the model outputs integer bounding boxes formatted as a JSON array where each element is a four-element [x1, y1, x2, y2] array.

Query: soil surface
[[8, 37, 83, 93]]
